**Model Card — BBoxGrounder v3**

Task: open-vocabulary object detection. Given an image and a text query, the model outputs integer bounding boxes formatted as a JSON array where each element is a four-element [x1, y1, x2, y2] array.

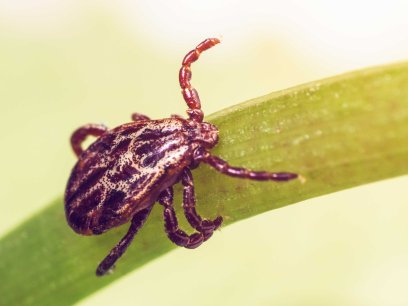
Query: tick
[[64, 38, 298, 276]]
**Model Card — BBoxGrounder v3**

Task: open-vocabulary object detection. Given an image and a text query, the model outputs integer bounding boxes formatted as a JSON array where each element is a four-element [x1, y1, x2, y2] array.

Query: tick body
[[65, 38, 298, 276]]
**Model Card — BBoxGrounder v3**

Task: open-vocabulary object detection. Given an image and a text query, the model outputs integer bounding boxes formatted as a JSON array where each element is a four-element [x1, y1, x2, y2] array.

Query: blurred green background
[[1, 1, 407, 305]]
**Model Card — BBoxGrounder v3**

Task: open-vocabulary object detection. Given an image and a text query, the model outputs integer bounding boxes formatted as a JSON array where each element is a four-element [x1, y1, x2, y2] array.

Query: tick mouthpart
[[186, 121, 219, 149], [198, 122, 219, 148]]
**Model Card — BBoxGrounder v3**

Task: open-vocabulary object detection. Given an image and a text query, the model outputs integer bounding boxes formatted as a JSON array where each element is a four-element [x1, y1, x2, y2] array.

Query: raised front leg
[[179, 38, 220, 122], [131, 113, 150, 122], [71, 124, 108, 157], [181, 168, 223, 232], [158, 187, 213, 249], [96, 206, 153, 276], [203, 154, 298, 181]]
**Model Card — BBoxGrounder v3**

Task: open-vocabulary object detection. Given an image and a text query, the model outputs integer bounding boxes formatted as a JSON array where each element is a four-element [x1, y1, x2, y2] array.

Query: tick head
[[189, 121, 219, 149]]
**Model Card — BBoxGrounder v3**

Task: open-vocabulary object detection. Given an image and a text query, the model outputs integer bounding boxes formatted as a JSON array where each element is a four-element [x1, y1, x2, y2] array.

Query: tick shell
[[65, 118, 193, 235]]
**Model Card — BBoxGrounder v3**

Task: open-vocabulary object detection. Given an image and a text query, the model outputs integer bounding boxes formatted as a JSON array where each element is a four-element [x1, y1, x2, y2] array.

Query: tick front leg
[[179, 38, 220, 122], [203, 155, 298, 181], [71, 124, 108, 157], [96, 206, 153, 276], [182, 168, 223, 232], [158, 187, 213, 249], [131, 113, 150, 122]]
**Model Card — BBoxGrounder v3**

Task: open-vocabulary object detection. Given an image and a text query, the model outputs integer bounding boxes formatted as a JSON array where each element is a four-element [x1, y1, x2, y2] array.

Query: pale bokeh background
[[0, 1, 407, 305]]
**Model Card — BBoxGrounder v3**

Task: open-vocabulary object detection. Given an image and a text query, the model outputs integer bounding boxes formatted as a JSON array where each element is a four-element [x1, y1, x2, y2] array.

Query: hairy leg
[[96, 206, 153, 276], [71, 124, 108, 157], [181, 168, 223, 232], [158, 187, 213, 249]]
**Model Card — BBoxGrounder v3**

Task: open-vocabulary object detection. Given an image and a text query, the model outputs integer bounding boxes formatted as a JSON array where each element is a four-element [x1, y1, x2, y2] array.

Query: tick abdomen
[[65, 119, 192, 235]]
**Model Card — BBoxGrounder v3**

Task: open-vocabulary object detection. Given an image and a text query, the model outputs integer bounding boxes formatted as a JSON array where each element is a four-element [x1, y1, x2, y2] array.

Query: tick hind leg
[[96, 206, 153, 276], [71, 124, 108, 157], [158, 187, 214, 249], [181, 168, 223, 232], [131, 113, 150, 122]]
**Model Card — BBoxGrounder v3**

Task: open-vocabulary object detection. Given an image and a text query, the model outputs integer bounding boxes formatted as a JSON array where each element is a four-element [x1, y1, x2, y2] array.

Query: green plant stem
[[1, 62, 408, 306]]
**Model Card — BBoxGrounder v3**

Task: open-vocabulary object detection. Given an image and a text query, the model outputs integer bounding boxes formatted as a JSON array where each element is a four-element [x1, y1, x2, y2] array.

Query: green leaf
[[1, 62, 407, 306]]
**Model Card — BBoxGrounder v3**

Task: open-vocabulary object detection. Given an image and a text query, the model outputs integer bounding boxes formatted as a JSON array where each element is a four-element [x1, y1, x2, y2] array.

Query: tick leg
[[71, 124, 108, 157], [182, 168, 223, 232], [158, 187, 213, 249], [96, 206, 153, 276], [179, 38, 220, 122], [203, 154, 298, 181], [131, 113, 150, 122]]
